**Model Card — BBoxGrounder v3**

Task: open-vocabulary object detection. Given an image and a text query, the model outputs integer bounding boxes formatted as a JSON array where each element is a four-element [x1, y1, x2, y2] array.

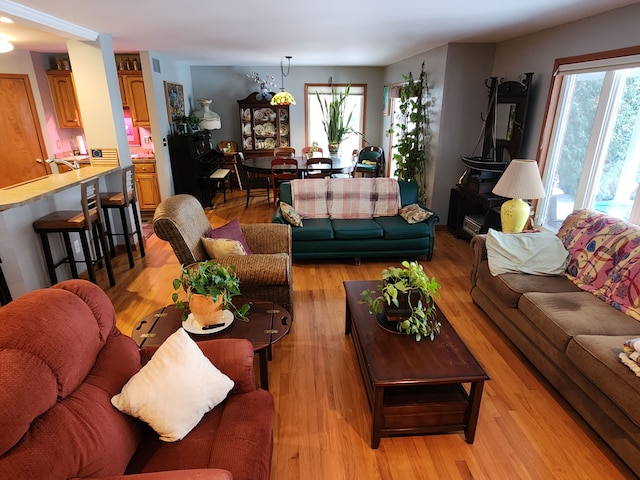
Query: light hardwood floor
[[101, 189, 635, 480]]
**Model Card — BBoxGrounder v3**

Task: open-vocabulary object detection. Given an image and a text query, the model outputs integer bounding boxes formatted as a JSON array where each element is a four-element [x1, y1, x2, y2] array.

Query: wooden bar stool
[[100, 165, 146, 269], [33, 178, 115, 287]]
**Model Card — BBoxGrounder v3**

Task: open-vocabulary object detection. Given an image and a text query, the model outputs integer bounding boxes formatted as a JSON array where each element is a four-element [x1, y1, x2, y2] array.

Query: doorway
[[0, 74, 49, 188]]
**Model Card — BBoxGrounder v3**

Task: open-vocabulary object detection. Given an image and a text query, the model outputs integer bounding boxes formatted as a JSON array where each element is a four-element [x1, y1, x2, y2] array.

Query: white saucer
[[182, 310, 234, 334]]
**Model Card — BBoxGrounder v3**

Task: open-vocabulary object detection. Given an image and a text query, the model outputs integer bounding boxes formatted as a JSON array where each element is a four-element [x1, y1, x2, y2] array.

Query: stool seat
[[206, 168, 231, 205], [100, 165, 145, 269], [33, 178, 115, 287]]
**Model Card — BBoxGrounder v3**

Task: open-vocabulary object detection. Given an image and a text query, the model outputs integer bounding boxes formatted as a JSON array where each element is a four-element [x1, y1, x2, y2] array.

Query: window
[[536, 50, 640, 232], [305, 83, 365, 158]]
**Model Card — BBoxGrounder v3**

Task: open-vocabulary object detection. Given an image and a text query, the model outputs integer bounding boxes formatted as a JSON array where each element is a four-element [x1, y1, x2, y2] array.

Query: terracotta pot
[[189, 293, 225, 327]]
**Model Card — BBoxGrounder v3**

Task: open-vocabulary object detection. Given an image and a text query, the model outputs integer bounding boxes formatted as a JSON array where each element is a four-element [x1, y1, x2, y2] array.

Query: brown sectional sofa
[[0, 279, 273, 479], [470, 210, 640, 474]]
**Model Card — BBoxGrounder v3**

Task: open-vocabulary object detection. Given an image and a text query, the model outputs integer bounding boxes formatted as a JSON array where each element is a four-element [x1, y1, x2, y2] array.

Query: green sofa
[[272, 179, 439, 262]]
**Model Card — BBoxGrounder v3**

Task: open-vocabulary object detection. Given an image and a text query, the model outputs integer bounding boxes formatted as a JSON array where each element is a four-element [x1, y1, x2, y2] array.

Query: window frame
[[304, 83, 366, 155], [534, 46, 640, 229]]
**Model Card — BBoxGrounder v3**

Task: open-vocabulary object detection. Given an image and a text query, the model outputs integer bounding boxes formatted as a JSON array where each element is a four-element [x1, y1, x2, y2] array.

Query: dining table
[[242, 155, 355, 177]]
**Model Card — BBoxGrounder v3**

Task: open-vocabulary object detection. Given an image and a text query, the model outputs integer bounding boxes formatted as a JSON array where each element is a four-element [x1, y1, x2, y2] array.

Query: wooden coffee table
[[344, 281, 490, 448], [131, 300, 291, 390]]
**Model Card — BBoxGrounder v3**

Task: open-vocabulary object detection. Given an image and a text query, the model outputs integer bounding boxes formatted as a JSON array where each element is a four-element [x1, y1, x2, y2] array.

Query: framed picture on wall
[[164, 81, 185, 124]]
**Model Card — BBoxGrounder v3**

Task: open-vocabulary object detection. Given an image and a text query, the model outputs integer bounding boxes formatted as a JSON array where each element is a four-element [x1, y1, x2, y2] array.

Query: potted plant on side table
[[172, 260, 250, 328], [360, 260, 441, 341]]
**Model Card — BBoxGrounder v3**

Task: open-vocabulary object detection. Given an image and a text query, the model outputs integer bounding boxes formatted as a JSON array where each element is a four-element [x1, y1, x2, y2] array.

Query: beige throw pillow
[[111, 329, 234, 442], [202, 237, 247, 258], [399, 204, 433, 224], [280, 202, 303, 227]]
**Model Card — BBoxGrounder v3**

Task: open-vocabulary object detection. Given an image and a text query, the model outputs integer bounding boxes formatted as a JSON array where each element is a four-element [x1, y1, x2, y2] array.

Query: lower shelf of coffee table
[[381, 384, 469, 431]]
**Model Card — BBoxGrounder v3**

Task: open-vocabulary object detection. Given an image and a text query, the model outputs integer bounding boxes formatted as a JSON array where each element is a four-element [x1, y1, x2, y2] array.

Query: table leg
[[464, 380, 485, 444], [345, 300, 352, 335], [371, 386, 384, 448], [258, 348, 269, 391]]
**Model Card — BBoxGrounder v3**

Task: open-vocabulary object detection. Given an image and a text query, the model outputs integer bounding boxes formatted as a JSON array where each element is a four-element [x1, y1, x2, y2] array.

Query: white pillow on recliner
[[111, 329, 234, 442], [486, 228, 569, 276]]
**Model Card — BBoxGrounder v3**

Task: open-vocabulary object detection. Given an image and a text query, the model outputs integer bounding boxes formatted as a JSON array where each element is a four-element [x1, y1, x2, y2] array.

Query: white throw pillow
[[202, 237, 247, 258], [111, 329, 234, 442], [486, 228, 570, 276]]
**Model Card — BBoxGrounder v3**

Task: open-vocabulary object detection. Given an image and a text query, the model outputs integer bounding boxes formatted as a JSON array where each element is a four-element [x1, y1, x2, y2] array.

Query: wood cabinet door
[[46, 71, 82, 128], [118, 74, 128, 106], [135, 173, 161, 210], [124, 75, 150, 127], [0, 74, 49, 188]]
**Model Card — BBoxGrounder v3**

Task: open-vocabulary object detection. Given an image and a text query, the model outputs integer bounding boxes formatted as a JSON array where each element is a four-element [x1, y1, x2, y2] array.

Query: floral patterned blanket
[[558, 209, 640, 320]]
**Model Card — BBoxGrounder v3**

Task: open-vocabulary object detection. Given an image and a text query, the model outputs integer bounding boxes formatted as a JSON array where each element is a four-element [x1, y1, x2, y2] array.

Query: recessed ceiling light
[[0, 17, 14, 24], [0, 39, 14, 53]]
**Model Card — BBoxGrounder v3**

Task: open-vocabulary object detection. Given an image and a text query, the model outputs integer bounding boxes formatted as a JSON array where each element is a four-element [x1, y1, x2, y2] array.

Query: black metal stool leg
[[62, 232, 78, 278], [119, 206, 134, 268], [102, 207, 117, 258], [79, 230, 96, 283], [96, 220, 115, 286], [38, 232, 58, 285]]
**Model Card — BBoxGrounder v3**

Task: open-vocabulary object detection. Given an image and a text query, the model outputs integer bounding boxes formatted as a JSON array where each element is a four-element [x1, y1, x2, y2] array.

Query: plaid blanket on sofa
[[558, 209, 640, 321], [290, 179, 329, 218]]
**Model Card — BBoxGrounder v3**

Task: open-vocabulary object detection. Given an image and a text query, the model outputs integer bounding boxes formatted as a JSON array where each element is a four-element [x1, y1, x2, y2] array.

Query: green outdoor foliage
[[171, 260, 250, 321], [360, 260, 441, 341], [389, 61, 432, 202], [316, 78, 359, 146]]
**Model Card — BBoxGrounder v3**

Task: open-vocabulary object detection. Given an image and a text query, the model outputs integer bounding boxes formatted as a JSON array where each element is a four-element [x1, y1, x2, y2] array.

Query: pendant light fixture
[[271, 56, 296, 106], [0, 38, 14, 53]]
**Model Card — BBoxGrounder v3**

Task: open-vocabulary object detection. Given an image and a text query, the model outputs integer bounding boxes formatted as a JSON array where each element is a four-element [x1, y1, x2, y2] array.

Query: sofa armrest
[[470, 234, 488, 290], [141, 338, 257, 395], [271, 207, 287, 225], [419, 204, 441, 226], [92, 469, 232, 479], [241, 223, 291, 255]]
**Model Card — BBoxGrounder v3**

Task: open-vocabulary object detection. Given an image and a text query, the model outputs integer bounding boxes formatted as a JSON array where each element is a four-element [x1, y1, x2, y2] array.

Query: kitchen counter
[[0, 165, 119, 212]]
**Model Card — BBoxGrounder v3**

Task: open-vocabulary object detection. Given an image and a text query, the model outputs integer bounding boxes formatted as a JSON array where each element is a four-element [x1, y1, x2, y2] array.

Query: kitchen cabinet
[[119, 72, 150, 127], [237, 93, 290, 158], [46, 70, 82, 128], [134, 162, 161, 211]]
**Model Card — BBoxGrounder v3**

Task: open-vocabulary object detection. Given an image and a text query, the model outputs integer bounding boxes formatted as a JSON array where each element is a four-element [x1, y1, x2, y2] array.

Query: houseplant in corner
[[316, 78, 359, 155], [389, 61, 433, 203], [172, 260, 250, 327], [360, 260, 441, 341]]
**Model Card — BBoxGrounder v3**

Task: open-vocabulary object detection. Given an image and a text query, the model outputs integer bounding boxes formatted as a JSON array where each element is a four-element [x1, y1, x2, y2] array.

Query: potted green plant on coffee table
[[172, 260, 250, 327], [360, 260, 441, 341]]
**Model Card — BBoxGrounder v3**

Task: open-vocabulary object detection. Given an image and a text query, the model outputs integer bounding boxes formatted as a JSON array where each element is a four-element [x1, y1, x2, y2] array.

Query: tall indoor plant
[[316, 78, 359, 155], [390, 61, 433, 202]]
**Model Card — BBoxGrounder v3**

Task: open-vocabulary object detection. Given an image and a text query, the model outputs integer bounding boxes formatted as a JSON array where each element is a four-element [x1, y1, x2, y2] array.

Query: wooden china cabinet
[[237, 93, 290, 158]]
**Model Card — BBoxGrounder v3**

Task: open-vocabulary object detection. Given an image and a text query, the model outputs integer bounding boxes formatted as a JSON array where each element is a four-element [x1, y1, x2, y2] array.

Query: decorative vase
[[328, 142, 340, 155], [189, 293, 225, 327]]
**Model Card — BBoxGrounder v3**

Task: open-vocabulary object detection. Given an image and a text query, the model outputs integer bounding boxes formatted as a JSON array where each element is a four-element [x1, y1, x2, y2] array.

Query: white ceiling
[[0, 0, 638, 66]]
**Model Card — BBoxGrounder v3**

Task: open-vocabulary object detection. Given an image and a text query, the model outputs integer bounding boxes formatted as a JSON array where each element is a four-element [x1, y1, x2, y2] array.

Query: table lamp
[[492, 159, 545, 233]]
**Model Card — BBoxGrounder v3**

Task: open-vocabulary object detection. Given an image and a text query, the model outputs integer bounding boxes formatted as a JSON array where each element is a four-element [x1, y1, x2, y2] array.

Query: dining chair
[[304, 157, 333, 179], [273, 146, 296, 158], [355, 146, 385, 177], [238, 153, 271, 207], [271, 157, 299, 207], [217, 140, 242, 190], [301, 145, 324, 158]]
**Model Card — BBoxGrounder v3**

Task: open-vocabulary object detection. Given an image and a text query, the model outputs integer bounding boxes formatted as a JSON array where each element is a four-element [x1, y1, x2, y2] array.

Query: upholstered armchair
[[152, 194, 293, 313]]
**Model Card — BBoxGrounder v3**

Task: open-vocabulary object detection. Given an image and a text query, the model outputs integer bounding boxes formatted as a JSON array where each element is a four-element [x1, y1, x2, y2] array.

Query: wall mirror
[[462, 72, 533, 172]]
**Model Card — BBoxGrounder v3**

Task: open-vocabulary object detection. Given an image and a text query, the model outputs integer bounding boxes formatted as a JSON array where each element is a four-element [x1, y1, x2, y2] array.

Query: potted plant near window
[[316, 78, 359, 155], [389, 61, 433, 203], [360, 260, 441, 341], [172, 260, 250, 327]]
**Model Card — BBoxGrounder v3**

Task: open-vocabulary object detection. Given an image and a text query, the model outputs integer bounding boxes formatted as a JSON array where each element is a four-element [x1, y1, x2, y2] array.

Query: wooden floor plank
[[96, 189, 635, 480]]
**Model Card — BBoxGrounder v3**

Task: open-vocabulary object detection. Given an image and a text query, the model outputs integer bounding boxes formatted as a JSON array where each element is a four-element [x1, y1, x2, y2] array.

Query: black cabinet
[[447, 185, 504, 239], [168, 130, 221, 206]]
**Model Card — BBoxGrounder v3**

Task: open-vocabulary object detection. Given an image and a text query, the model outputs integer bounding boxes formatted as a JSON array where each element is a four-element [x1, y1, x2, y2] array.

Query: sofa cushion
[[332, 219, 384, 239], [558, 209, 640, 320], [567, 335, 640, 427], [112, 329, 234, 442], [475, 260, 581, 308], [291, 218, 334, 241], [373, 215, 431, 240], [518, 291, 640, 352], [205, 218, 253, 255]]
